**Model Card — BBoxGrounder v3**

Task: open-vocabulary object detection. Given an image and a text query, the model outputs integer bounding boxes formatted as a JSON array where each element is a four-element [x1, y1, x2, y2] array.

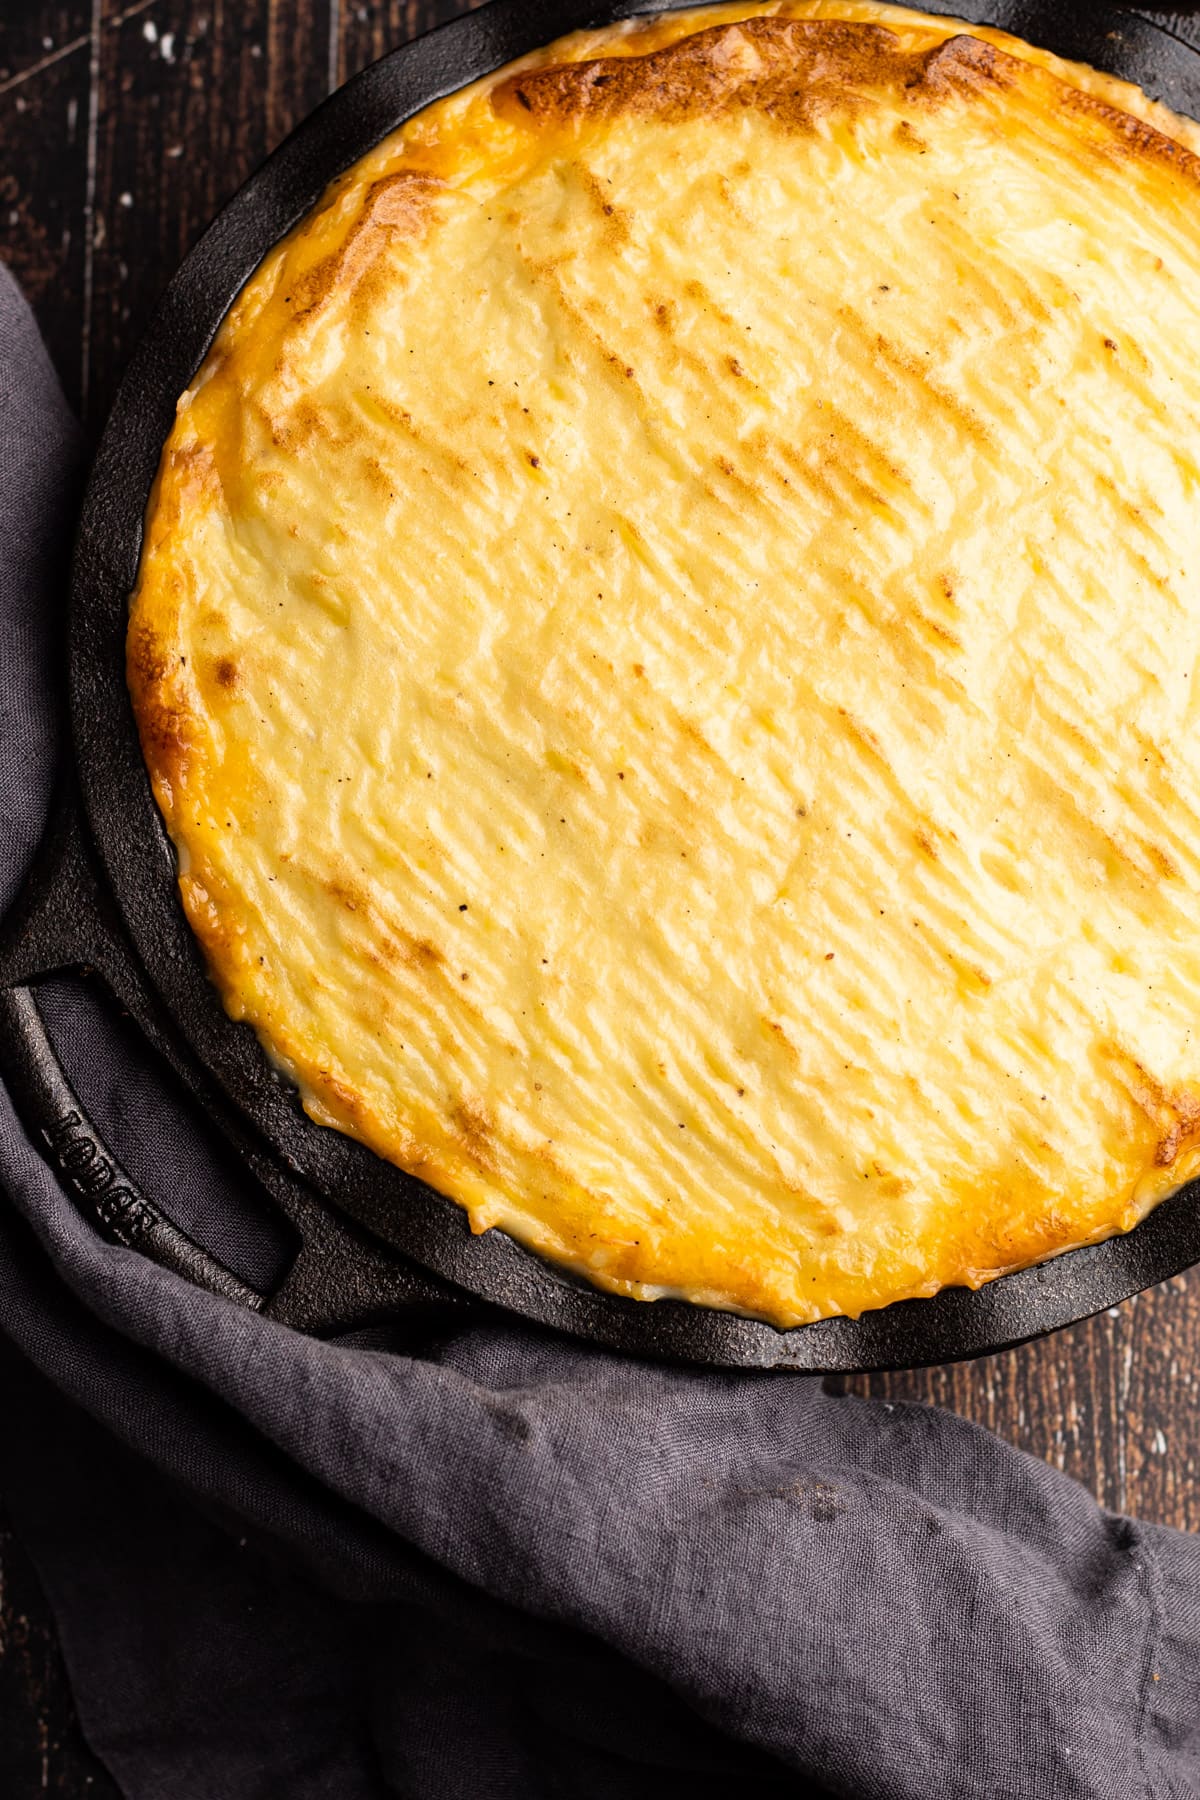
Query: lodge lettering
[[42, 1111, 157, 1247]]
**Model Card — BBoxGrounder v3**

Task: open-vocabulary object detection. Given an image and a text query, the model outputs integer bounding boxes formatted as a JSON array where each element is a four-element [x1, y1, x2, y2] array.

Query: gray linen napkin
[[1, 257, 1198, 1800]]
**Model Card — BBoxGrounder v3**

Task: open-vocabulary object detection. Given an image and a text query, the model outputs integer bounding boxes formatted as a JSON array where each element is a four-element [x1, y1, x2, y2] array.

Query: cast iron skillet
[[2, 0, 1199, 1370]]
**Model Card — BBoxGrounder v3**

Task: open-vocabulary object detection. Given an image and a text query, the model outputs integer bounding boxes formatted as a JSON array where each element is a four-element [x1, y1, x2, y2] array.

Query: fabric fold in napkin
[[1, 259, 1198, 1800]]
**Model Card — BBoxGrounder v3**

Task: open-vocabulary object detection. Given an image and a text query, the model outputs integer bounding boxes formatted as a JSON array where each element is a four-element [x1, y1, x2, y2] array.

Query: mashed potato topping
[[129, 5, 1200, 1324]]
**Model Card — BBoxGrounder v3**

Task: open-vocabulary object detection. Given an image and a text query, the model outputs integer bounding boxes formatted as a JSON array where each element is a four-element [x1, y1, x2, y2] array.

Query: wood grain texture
[[0, 1508, 119, 1798], [842, 1274, 1200, 1529], [0, 4, 91, 416], [3, 1, 1200, 1790], [83, 0, 336, 433], [338, 0, 486, 81]]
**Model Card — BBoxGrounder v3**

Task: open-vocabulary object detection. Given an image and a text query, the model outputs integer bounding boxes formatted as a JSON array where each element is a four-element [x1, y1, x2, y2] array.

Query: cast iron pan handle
[[0, 779, 474, 1335], [0, 983, 266, 1310]]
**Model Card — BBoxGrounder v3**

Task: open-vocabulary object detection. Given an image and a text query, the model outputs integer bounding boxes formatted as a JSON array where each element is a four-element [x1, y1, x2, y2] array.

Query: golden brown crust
[[287, 171, 447, 321], [1060, 79, 1200, 182], [491, 18, 1200, 196], [495, 19, 925, 130], [127, 622, 189, 792]]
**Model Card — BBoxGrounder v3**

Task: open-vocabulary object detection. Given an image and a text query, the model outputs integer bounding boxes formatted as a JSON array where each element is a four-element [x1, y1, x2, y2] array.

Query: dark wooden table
[[4, 2, 1200, 1791]]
